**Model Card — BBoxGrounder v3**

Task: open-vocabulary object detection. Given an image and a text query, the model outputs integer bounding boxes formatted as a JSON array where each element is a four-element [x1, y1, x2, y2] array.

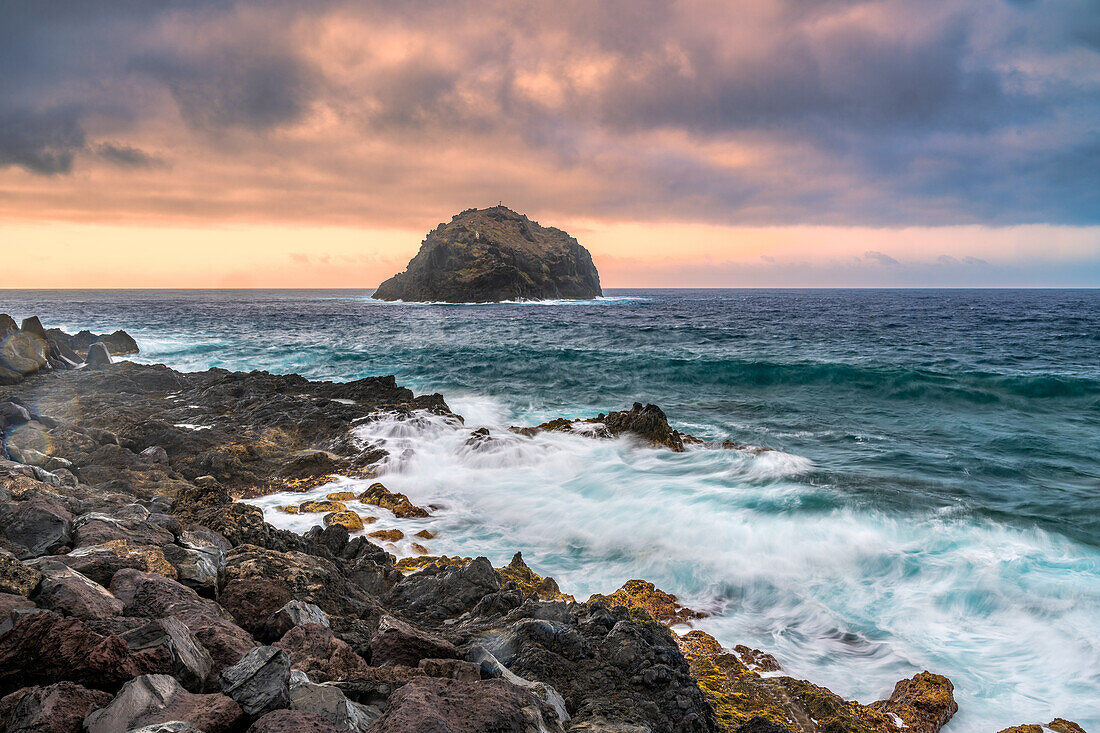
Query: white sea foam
[[248, 396, 1100, 732]]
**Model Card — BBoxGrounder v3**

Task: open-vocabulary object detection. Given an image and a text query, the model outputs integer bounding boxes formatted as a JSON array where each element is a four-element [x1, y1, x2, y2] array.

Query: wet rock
[[370, 614, 461, 668], [365, 676, 566, 733], [84, 674, 244, 733], [356, 483, 429, 518], [0, 682, 113, 733], [734, 646, 781, 674], [514, 402, 689, 451], [220, 578, 295, 635], [497, 552, 574, 602], [0, 551, 42, 596], [121, 617, 215, 693], [276, 623, 372, 682], [326, 491, 356, 501], [247, 709, 341, 733], [32, 565, 124, 619], [84, 343, 112, 368], [386, 557, 500, 625], [324, 511, 365, 532], [300, 501, 347, 514], [220, 645, 291, 718], [0, 497, 73, 559], [265, 599, 330, 641], [589, 579, 704, 625], [47, 539, 177, 585], [869, 671, 958, 733], [0, 611, 142, 694], [367, 529, 402, 542]]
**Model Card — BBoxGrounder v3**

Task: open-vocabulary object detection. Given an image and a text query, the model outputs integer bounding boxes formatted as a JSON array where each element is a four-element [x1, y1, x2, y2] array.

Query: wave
[[248, 399, 1100, 732]]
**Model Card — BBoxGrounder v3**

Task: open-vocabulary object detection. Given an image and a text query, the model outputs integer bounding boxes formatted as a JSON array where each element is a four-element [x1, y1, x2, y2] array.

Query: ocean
[[3, 288, 1098, 730]]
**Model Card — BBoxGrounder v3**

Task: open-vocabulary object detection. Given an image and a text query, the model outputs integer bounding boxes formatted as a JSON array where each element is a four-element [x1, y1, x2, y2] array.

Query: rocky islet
[[0, 315, 1089, 732]]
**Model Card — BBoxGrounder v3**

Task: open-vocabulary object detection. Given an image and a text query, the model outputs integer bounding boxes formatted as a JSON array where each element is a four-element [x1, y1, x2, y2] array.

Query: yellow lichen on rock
[[395, 555, 472, 573], [411, 543, 430, 555], [588, 578, 704, 625], [368, 528, 404, 542], [356, 483, 429, 518], [277, 505, 300, 514], [414, 529, 435, 539], [496, 552, 574, 602], [326, 491, 356, 501], [298, 500, 346, 513], [323, 510, 365, 532]]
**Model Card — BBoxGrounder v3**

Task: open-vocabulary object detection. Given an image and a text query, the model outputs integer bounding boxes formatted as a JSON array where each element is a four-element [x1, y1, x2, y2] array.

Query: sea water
[[3, 288, 1098, 731]]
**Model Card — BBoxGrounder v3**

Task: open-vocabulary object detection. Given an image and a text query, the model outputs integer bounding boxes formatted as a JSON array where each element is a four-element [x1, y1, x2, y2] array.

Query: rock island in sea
[[0, 314, 1089, 733], [372, 206, 602, 302]]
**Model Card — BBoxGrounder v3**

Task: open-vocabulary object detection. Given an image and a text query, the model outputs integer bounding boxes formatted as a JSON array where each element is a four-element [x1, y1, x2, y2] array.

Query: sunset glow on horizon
[[2, 1, 1098, 287]]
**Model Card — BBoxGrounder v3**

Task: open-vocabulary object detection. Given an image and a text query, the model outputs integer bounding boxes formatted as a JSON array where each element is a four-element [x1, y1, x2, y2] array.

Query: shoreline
[[0, 315, 1091, 732]]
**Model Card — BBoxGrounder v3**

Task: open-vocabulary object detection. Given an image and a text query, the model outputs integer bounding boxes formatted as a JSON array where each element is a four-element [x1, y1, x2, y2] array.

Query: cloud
[[0, 107, 85, 174], [864, 250, 901, 266], [95, 142, 164, 168]]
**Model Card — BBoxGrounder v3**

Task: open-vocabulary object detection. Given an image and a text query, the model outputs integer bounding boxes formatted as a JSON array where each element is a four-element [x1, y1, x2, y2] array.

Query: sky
[[1, 0, 1098, 288]]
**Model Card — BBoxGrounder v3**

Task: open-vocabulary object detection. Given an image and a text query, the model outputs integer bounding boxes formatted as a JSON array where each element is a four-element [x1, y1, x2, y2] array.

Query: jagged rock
[[275, 623, 372, 682], [84, 674, 244, 733], [734, 646, 781, 674], [997, 721, 1088, 733], [372, 206, 601, 303], [220, 578, 295, 635], [869, 671, 958, 733], [161, 543, 220, 592], [0, 332, 47, 383], [140, 445, 170, 465], [418, 658, 482, 682], [128, 723, 203, 733], [0, 611, 143, 694], [110, 569, 257, 672], [247, 709, 341, 732], [219, 645, 291, 718], [265, 600, 330, 641], [588, 579, 703, 625], [0, 592, 35, 616], [515, 402, 688, 451], [288, 670, 380, 730], [385, 557, 500, 625], [356, 483, 428, 518], [324, 511, 365, 532], [370, 614, 460, 667], [84, 343, 112, 368], [364, 676, 566, 733], [32, 564, 124, 619], [72, 509, 174, 548], [367, 529, 402, 542], [0, 551, 42, 596], [0, 497, 73, 559], [300, 501, 347, 514], [0, 682, 113, 733], [121, 617, 215, 693], [46, 539, 177, 585], [497, 552, 574, 602]]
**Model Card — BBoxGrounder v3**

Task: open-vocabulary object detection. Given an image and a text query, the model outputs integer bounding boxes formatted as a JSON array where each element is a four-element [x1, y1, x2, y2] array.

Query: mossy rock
[[323, 510, 365, 532], [326, 491, 356, 501], [299, 500, 347, 513], [368, 528, 404, 542]]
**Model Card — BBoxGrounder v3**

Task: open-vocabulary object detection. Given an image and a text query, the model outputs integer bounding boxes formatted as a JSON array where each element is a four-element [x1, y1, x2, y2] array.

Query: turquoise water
[[4, 288, 1099, 730]]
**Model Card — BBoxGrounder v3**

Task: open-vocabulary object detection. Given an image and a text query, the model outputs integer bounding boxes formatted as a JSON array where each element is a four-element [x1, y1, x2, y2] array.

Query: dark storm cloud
[[0, 0, 1097, 228]]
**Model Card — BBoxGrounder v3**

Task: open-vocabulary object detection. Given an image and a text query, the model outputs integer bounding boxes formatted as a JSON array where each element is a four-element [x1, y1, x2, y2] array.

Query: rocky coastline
[[0, 315, 1088, 733]]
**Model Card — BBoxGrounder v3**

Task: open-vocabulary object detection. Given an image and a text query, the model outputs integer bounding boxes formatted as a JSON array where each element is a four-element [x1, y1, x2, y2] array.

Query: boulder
[[83, 674, 245, 733], [0, 551, 42, 596], [869, 671, 958, 733], [140, 446, 170, 465], [220, 578, 295, 635], [84, 343, 112, 368], [264, 599, 330, 641], [128, 723, 204, 733], [370, 614, 460, 668], [0, 682, 113, 733], [0, 611, 142, 694], [372, 206, 601, 303], [385, 557, 500, 626], [288, 670, 379, 731], [364, 677, 565, 733], [588, 578, 703, 625], [219, 645, 291, 718], [71, 510, 175, 548], [418, 658, 482, 683], [356, 483, 428, 518], [324, 511, 365, 532], [275, 623, 372, 682], [0, 498, 73, 559], [121, 617, 215, 693], [32, 565, 124, 619], [0, 592, 35, 617], [497, 552, 574, 602], [162, 543, 220, 593], [47, 540, 177, 585], [247, 709, 341, 732]]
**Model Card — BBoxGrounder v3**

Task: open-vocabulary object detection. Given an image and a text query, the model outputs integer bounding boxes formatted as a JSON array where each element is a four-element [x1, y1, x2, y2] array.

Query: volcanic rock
[[288, 670, 380, 730], [0, 497, 73, 559], [588, 578, 704, 625], [121, 617, 215, 693], [84, 674, 244, 733], [265, 599, 330, 641], [373, 206, 601, 303], [370, 614, 461, 668], [0, 551, 42, 596], [247, 709, 342, 732], [32, 564, 124, 619], [275, 623, 372, 682], [219, 645, 291, 718], [0, 682, 113, 733]]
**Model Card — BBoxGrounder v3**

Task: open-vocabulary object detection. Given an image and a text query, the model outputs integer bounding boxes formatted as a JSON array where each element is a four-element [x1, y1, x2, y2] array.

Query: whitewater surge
[[249, 395, 1100, 732]]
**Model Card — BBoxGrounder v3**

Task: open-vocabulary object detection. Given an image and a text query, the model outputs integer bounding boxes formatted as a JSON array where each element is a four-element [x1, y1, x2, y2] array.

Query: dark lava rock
[[84, 674, 245, 733], [220, 578, 296, 635], [32, 565, 124, 619], [0, 497, 73, 559], [121, 617, 215, 693], [220, 645, 291, 718], [275, 623, 371, 682], [515, 402, 688, 452], [365, 676, 564, 733], [0, 611, 143, 694], [84, 343, 111, 368], [373, 206, 602, 303], [247, 709, 341, 733], [370, 614, 460, 668], [385, 556, 500, 626], [738, 717, 793, 733], [288, 670, 379, 730], [0, 682, 113, 733], [265, 599, 330, 641]]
